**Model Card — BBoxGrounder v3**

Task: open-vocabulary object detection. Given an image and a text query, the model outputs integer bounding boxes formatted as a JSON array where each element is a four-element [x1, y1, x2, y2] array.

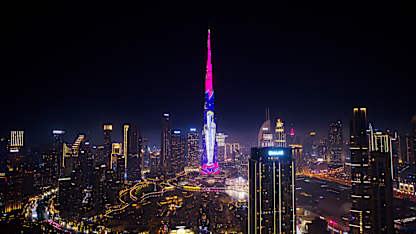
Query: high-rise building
[[249, 147, 296, 233], [318, 138, 329, 162], [103, 124, 112, 164], [161, 113, 171, 175], [0, 137, 7, 171], [287, 127, 296, 145], [125, 124, 141, 181], [123, 124, 129, 180], [304, 131, 318, 158], [52, 130, 65, 182], [403, 135, 413, 165], [111, 143, 122, 171], [411, 116, 416, 182], [201, 29, 219, 175], [186, 128, 200, 169], [170, 130, 185, 175], [290, 144, 304, 173], [274, 118, 286, 148], [367, 125, 394, 233], [216, 132, 228, 165], [328, 120, 344, 163], [61, 134, 85, 174], [258, 108, 274, 147], [225, 143, 240, 163], [388, 130, 401, 180], [349, 107, 371, 233], [4, 130, 25, 213], [9, 130, 24, 148]]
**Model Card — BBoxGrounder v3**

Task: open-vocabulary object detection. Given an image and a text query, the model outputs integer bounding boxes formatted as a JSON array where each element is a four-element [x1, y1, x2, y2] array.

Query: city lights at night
[[1, 1, 416, 233]]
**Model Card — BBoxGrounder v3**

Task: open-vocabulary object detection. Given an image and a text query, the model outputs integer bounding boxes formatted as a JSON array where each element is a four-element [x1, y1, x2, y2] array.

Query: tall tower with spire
[[201, 29, 219, 175]]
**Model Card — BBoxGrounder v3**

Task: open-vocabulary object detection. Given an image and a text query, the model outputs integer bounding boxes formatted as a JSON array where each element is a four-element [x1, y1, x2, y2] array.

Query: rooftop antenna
[[265, 107, 270, 121]]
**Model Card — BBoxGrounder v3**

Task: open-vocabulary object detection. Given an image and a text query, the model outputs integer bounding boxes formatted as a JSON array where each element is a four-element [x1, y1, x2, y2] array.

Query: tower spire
[[201, 28, 219, 175], [206, 29, 213, 98]]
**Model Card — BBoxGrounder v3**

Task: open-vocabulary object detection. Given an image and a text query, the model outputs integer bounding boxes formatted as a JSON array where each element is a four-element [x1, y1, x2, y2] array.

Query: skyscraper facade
[[328, 120, 344, 163], [170, 130, 185, 175], [225, 143, 240, 163], [201, 29, 219, 175], [161, 113, 171, 175], [103, 124, 112, 164], [249, 147, 296, 233], [368, 125, 394, 233], [349, 108, 371, 233], [4, 130, 26, 213], [274, 118, 286, 148], [123, 124, 129, 180], [411, 116, 416, 183], [126, 124, 141, 181], [186, 128, 200, 169], [258, 108, 274, 147], [216, 132, 228, 165], [52, 130, 65, 184]]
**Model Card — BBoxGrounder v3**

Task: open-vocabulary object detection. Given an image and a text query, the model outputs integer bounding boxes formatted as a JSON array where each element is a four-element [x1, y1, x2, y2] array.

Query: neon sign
[[268, 150, 284, 156]]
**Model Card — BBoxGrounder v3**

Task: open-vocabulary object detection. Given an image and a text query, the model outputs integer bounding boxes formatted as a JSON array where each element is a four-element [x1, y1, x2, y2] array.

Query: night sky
[[1, 1, 415, 146]]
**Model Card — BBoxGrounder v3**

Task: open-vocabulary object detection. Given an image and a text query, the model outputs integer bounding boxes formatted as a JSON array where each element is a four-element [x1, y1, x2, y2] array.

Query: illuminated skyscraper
[[201, 29, 219, 175], [170, 130, 185, 175], [368, 125, 394, 233], [287, 127, 296, 145], [258, 108, 274, 147], [186, 128, 200, 169], [161, 113, 171, 174], [111, 142, 122, 180], [125, 124, 141, 181], [225, 143, 240, 163], [52, 130, 65, 183], [9, 130, 24, 148], [349, 107, 371, 233], [304, 131, 318, 158], [411, 116, 416, 182], [249, 147, 296, 233], [289, 144, 304, 173], [216, 132, 228, 165], [0, 137, 6, 171], [4, 130, 26, 213], [328, 120, 344, 163], [274, 118, 286, 148], [103, 124, 112, 164], [123, 124, 129, 180]]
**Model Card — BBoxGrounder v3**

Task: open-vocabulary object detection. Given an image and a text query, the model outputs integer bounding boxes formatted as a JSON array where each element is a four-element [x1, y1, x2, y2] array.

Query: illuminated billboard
[[268, 149, 285, 156]]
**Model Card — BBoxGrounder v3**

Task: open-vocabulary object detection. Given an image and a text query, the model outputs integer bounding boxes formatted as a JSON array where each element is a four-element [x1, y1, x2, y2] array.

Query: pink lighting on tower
[[201, 28, 219, 175], [205, 29, 213, 98]]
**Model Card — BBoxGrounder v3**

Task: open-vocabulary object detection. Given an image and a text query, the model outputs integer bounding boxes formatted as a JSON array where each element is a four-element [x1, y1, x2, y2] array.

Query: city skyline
[[1, 2, 416, 232], [1, 2, 415, 146]]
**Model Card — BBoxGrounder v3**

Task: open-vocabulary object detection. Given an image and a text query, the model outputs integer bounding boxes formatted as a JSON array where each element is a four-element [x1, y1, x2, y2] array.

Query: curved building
[[258, 120, 274, 147]]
